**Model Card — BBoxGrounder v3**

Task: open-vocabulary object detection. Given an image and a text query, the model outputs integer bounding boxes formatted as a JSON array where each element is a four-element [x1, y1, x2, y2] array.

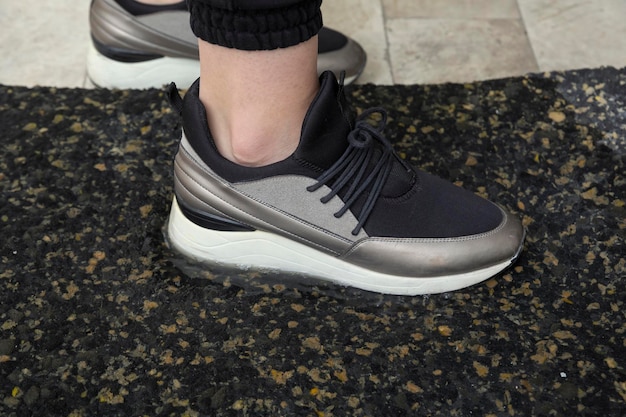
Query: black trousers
[[187, 0, 323, 50]]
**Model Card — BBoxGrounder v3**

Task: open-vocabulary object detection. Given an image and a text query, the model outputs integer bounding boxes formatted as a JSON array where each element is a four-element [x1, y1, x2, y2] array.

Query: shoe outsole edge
[[165, 197, 523, 295]]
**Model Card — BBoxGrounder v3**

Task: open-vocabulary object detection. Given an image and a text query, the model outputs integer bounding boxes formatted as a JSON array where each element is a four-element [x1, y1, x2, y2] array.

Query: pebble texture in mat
[[1, 67, 625, 416]]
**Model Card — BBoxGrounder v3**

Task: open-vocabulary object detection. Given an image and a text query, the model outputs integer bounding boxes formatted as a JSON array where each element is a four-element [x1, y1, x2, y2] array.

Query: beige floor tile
[[387, 17, 539, 84], [322, 0, 393, 84], [518, 0, 626, 72], [0, 0, 90, 88], [383, 0, 520, 19]]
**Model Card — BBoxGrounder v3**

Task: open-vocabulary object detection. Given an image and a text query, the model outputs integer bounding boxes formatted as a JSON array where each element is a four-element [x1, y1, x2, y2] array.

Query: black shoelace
[[307, 107, 395, 236]]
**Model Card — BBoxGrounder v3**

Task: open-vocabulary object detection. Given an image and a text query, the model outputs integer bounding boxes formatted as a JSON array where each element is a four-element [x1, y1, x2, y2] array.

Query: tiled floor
[[1, 0, 625, 88]]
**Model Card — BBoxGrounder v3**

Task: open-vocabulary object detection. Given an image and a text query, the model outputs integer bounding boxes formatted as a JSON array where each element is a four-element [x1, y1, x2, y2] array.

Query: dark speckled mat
[[1, 67, 625, 417]]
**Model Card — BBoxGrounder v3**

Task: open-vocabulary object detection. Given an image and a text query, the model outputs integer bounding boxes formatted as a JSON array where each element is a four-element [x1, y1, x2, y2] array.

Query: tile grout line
[[514, 0, 541, 74], [380, 0, 394, 84]]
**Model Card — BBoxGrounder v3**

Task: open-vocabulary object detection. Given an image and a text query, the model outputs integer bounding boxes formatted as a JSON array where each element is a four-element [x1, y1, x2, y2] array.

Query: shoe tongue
[[384, 156, 415, 198], [295, 72, 352, 171], [297, 72, 415, 198]]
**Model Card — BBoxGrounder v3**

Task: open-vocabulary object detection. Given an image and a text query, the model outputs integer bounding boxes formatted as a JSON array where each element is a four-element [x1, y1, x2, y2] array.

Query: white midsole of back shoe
[[86, 42, 200, 89], [166, 197, 513, 295]]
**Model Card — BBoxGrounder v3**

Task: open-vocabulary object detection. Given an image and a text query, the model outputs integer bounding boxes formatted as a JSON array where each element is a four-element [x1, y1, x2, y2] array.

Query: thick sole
[[165, 197, 520, 295], [86, 42, 199, 89]]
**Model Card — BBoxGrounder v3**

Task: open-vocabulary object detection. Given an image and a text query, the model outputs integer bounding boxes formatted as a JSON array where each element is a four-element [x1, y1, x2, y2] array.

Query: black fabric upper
[[317, 26, 347, 54], [180, 71, 504, 238]]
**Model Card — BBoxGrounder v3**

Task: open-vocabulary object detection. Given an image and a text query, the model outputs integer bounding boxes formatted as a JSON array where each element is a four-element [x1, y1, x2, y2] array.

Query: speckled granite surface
[[1, 67, 625, 416]]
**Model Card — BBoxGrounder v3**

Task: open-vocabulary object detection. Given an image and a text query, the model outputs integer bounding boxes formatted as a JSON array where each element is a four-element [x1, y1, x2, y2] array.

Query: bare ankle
[[206, 107, 310, 167], [228, 136, 299, 167], [197, 38, 319, 167]]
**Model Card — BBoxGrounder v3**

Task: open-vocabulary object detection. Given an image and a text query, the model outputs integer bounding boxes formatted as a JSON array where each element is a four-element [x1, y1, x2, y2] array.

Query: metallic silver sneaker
[[165, 72, 525, 295], [87, 0, 367, 89]]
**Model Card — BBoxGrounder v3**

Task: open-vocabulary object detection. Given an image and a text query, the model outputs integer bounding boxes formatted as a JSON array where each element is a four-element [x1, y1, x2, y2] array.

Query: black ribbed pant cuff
[[188, 0, 323, 50]]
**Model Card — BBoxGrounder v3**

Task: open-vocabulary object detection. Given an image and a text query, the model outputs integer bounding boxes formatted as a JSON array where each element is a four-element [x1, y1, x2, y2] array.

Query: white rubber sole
[[86, 42, 199, 89], [165, 198, 515, 295]]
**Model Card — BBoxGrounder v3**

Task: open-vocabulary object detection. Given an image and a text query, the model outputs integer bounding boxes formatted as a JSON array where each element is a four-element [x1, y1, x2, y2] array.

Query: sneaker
[[164, 72, 525, 295], [87, 0, 367, 89]]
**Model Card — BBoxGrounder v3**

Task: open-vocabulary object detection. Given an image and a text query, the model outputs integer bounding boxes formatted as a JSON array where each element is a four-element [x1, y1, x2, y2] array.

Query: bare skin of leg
[[137, 0, 320, 166], [197, 38, 320, 167]]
